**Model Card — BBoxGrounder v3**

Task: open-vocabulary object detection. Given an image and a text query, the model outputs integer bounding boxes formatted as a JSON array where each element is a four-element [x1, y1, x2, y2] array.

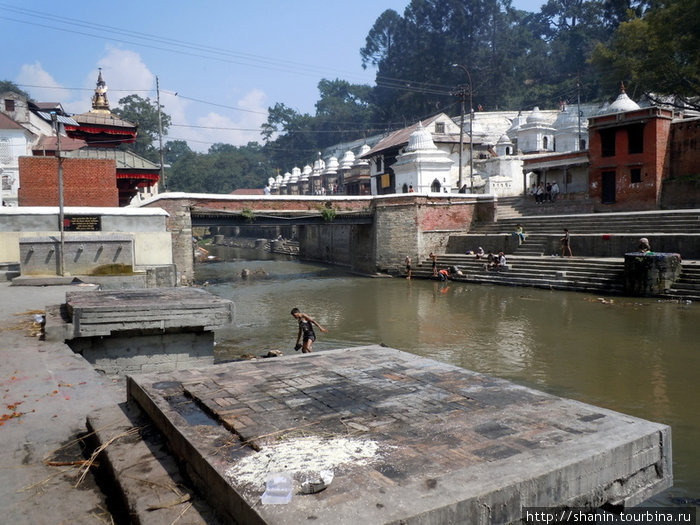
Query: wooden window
[[630, 168, 642, 184], [627, 124, 644, 154], [601, 129, 616, 157], [4, 99, 15, 112], [434, 122, 445, 133]]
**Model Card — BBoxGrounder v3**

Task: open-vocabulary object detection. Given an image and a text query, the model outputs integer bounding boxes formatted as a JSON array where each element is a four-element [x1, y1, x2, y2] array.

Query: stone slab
[[126, 346, 672, 525], [65, 287, 233, 337]]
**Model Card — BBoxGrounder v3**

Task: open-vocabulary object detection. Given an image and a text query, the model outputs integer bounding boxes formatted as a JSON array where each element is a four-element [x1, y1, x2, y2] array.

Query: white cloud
[[93, 45, 155, 107], [169, 88, 269, 152], [16, 62, 73, 106], [15, 48, 270, 153]]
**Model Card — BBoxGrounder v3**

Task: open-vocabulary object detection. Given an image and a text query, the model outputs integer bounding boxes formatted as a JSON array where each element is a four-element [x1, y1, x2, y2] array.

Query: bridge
[[139, 192, 494, 284]]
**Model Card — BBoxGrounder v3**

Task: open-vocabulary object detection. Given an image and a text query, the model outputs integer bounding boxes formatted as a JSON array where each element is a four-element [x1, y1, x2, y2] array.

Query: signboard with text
[[63, 215, 102, 232]]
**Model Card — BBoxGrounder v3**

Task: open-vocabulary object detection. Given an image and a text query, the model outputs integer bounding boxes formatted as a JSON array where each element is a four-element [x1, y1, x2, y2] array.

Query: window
[[630, 168, 642, 184], [627, 124, 644, 154], [600, 129, 616, 157], [434, 122, 445, 133], [4, 99, 14, 112], [0, 137, 10, 164], [579, 138, 587, 151], [430, 179, 441, 193], [376, 157, 382, 172], [543, 136, 549, 150]]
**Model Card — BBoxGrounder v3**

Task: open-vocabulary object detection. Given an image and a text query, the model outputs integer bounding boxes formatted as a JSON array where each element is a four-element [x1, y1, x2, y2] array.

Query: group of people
[[530, 181, 560, 204]]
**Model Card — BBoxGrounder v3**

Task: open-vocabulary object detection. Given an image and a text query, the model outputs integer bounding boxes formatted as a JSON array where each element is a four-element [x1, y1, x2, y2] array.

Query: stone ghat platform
[[127, 346, 671, 525]]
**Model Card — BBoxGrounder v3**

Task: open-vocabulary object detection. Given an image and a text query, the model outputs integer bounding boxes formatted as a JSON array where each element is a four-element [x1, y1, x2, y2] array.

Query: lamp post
[[452, 64, 474, 193], [50, 112, 65, 276]]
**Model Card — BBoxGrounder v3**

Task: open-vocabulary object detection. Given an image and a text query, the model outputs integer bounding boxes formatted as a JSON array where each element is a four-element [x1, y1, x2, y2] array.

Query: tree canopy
[[112, 94, 171, 163], [0, 80, 32, 100]]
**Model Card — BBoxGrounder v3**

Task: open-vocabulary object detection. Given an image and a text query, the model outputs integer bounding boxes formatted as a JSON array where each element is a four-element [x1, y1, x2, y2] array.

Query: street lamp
[[452, 64, 474, 193]]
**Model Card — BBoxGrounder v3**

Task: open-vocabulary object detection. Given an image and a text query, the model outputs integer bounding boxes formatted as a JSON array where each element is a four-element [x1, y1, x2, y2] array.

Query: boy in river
[[291, 308, 327, 353]]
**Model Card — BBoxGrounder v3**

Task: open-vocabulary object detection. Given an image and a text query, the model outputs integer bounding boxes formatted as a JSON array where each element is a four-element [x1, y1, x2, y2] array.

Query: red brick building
[[17, 156, 118, 207], [588, 86, 674, 211]]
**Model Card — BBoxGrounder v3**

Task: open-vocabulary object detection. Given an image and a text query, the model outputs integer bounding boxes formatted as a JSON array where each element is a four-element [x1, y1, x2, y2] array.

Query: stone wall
[[0, 207, 173, 278], [142, 193, 492, 280], [69, 331, 214, 376]]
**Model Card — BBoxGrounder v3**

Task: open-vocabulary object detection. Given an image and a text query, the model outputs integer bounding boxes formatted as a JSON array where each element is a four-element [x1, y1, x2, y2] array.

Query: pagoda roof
[[70, 111, 136, 130]]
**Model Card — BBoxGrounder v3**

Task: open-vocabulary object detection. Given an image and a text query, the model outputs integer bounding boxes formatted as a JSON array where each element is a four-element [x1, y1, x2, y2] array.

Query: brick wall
[[588, 108, 673, 211], [18, 156, 118, 207]]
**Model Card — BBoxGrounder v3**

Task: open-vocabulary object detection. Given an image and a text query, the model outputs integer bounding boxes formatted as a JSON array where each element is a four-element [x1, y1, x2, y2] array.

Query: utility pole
[[156, 76, 165, 191], [452, 64, 474, 193], [51, 112, 65, 276], [576, 75, 582, 151], [456, 86, 465, 191]]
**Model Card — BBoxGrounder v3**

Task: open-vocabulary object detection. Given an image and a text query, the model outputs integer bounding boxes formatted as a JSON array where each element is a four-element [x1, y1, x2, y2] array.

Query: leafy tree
[[360, 9, 404, 70], [590, 0, 700, 109], [166, 142, 273, 193], [261, 102, 318, 171], [163, 140, 193, 165], [112, 94, 171, 162], [0, 80, 32, 99]]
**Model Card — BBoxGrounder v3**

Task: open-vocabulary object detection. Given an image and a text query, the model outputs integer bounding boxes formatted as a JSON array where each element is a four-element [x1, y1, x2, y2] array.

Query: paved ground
[[0, 282, 124, 525], [130, 346, 672, 525]]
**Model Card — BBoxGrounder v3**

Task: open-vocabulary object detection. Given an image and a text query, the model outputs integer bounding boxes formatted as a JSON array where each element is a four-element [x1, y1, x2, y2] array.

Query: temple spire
[[91, 68, 110, 113]]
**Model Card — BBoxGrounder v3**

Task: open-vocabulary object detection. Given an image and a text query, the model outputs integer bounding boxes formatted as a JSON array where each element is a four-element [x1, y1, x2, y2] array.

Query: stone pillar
[[624, 252, 682, 296], [145, 198, 193, 285]]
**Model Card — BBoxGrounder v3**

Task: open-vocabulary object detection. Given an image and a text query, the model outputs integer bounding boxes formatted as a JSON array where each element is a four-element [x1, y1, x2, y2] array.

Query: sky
[[1, 0, 544, 152]]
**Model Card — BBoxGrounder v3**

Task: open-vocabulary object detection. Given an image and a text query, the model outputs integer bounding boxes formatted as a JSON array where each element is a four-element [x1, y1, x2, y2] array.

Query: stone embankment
[[422, 206, 700, 300]]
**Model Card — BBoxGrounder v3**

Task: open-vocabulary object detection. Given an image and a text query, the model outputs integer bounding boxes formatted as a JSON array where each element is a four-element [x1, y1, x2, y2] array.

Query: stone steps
[[413, 254, 700, 300], [413, 255, 627, 295], [473, 210, 700, 235], [514, 234, 548, 256], [663, 263, 700, 300]]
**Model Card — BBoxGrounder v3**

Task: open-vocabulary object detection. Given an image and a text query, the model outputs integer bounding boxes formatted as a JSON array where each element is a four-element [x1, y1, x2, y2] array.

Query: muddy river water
[[196, 246, 699, 506]]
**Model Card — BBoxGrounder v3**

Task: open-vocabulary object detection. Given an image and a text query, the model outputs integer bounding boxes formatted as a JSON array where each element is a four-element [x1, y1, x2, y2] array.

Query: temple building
[[1, 70, 161, 207]]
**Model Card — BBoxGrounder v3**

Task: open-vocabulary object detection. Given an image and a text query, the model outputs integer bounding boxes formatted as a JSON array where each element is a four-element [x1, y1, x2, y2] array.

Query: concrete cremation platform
[[127, 346, 672, 525], [64, 287, 233, 337]]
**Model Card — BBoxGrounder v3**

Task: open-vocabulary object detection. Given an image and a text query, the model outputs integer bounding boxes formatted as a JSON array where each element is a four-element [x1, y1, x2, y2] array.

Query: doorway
[[601, 171, 616, 204]]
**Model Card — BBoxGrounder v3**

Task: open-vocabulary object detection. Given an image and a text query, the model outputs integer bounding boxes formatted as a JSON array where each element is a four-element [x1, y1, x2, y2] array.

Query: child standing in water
[[291, 308, 327, 353]]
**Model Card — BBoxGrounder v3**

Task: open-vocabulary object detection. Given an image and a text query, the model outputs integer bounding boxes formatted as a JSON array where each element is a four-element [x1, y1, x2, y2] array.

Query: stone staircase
[[514, 234, 548, 256], [474, 208, 700, 235], [412, 254, 627, 295], [664, 262, 700, 301], [496, 195, 595, 218], [410, 253, 700, 300]]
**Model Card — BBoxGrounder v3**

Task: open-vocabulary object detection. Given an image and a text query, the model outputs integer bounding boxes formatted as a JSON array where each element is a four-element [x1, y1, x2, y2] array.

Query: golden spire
[[91, 68, 110, 114]]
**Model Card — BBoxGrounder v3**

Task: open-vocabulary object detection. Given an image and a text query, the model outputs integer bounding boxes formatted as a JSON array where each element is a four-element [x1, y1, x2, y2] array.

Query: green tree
[[112, 94, 171, 162], [0, 80, 32, 99], [163, 140, 193, 165], [590, 0, 700, 109]]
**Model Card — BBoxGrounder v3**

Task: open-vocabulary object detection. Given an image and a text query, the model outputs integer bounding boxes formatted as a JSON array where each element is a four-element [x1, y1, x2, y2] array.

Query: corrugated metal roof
[[360, 114, 449, 158], [36, 111, 79, 126], [63, 148, 159, 170]]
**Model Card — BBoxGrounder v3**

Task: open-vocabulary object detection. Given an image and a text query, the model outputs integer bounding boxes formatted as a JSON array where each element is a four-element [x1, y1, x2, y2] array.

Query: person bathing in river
[[291, 308, 327, 353]]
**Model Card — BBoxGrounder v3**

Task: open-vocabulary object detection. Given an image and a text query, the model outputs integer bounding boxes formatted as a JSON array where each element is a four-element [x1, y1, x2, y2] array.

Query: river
[[196, 246, 699, 507]]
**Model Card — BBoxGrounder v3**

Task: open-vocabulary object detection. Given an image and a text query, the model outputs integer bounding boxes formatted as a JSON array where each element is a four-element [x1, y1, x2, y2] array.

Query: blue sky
[[1, 0, 544, 151]]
